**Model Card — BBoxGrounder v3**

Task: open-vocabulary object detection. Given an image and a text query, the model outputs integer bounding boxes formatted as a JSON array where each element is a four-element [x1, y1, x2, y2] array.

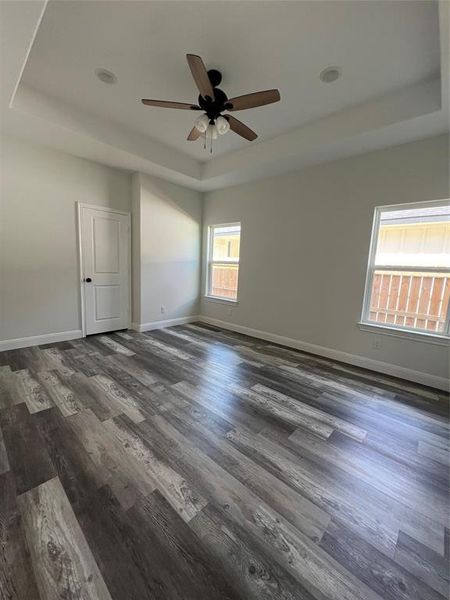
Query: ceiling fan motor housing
[[197, 70, 232, 121], [207, 69, 222, 87]]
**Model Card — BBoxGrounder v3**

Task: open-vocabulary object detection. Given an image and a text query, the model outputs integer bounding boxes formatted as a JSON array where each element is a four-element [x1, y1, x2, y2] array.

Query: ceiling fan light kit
[[141, 54, 281, 152]]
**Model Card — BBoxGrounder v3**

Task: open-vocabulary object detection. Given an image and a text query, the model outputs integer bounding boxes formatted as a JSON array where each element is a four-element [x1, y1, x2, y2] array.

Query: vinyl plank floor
[[190, 502, 317, 600], [16, 368, 54, 414], [18, 476, 112, 600], [0, 425, 9, 475], [394, 531, 449, 597], [103, 413, 207, 521], [320, 519, 445, 600], [0, 471, 41, 600], [0, 403, 56, 494], [418, 440, 450, 466], [0, 323, 448, 599]]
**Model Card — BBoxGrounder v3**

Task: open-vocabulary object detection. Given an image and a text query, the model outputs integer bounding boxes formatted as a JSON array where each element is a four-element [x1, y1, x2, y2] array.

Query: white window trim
[[204, 295, 239, 305], [360, 199, 450, 340], [357, 322, 449, 346], [206, 222, 241, 302]]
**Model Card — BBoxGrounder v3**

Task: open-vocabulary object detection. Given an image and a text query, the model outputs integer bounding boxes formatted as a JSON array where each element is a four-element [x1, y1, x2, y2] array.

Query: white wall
[[201, 135, 449, 389], [0, 136, 131, 342], [132, 172, 202, 328]]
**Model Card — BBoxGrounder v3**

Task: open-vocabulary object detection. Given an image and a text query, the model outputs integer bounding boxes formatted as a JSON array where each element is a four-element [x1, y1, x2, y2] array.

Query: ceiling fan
[[141, 54, 280, 150]]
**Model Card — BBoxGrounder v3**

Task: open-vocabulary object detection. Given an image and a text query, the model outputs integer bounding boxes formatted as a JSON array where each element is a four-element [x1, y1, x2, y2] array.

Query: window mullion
[[375, 265, 450, 274]]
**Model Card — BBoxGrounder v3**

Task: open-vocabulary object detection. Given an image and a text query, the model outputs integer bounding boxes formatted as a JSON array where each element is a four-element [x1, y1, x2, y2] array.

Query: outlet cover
[[372, 338, 381, 350]]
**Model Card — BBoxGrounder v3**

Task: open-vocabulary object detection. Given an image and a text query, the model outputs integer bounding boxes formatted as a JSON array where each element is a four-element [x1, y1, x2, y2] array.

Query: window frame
[[360, 199, 450, 341], [205, 222, 241, 303]]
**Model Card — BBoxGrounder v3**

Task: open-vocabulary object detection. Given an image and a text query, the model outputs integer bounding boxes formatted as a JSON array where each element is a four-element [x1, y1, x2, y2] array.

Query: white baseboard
[[0, 330, 82, 352], [131, 315, 200, 333], [199, 316, 449, 392], [2, 316, 446, 391]]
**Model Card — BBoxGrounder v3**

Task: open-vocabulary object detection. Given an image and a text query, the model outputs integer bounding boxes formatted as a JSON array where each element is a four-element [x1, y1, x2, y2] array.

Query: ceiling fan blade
[[186, 54, 214, 99], [187, 126, 201, 141], [227, 116, 258, 141], [227, 89, 280, 111], [141, 99, 200, 110]]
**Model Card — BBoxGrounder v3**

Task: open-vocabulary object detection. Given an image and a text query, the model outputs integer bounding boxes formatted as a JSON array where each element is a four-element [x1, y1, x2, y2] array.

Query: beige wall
[[132, 173, 202, 327], [201, 135, 449, 386], [0, 136, 131, 341]]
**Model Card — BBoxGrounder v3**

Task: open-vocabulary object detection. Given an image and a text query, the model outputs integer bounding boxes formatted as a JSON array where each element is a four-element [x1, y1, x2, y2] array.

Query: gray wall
[[0, 138, 202, 342], [0, 136, 131, 341], [201, 135, 449, 385], [132, 173, 202, 327], [1, 133, 448, 387]]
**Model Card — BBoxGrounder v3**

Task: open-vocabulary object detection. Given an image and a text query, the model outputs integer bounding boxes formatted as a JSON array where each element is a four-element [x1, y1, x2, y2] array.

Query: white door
[[79, 204, 129, 335]]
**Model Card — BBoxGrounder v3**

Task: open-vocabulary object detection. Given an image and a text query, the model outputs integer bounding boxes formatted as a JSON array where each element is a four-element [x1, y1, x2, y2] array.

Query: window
[[361, 201, 450, 337], [206, 223, 241, 301]]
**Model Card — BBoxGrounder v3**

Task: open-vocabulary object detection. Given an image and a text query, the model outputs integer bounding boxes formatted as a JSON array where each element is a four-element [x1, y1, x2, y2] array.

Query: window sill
[[358, 321, 449, 346], [204, 295, 239, 305]]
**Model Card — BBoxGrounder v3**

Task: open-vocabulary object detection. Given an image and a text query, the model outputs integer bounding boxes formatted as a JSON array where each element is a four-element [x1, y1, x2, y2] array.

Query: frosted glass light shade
[[215, 116, 230, 135], [195, 114, 209, 133], [206, 124, 218, 140]]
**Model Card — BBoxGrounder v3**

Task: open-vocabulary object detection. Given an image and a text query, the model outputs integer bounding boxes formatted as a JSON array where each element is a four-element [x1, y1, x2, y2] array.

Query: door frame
[[77, 202, 131, 337]]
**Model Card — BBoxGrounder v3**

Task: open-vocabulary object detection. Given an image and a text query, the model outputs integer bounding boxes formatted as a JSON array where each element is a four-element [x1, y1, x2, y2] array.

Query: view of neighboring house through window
[[361, 201, 450, 336], [207, 223, 241, 301]]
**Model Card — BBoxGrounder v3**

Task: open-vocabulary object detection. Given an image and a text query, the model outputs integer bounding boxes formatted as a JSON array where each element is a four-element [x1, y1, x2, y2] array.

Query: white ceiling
[[21, 0, 440, 161], [1, 0, 448, 190]]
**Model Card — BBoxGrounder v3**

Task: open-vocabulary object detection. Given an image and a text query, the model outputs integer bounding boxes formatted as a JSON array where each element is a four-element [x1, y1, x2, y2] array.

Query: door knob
[[85, 277, 92, 283]]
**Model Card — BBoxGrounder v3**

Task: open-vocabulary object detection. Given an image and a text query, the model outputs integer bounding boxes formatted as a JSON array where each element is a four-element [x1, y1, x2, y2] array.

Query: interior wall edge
[[130, 315, 200, 333], [0, 313, 446, 390], [199, 316, 449, 392]]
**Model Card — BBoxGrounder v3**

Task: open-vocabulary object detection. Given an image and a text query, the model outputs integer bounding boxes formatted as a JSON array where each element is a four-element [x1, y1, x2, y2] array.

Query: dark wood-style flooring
[[0, 322, 449, 599]]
